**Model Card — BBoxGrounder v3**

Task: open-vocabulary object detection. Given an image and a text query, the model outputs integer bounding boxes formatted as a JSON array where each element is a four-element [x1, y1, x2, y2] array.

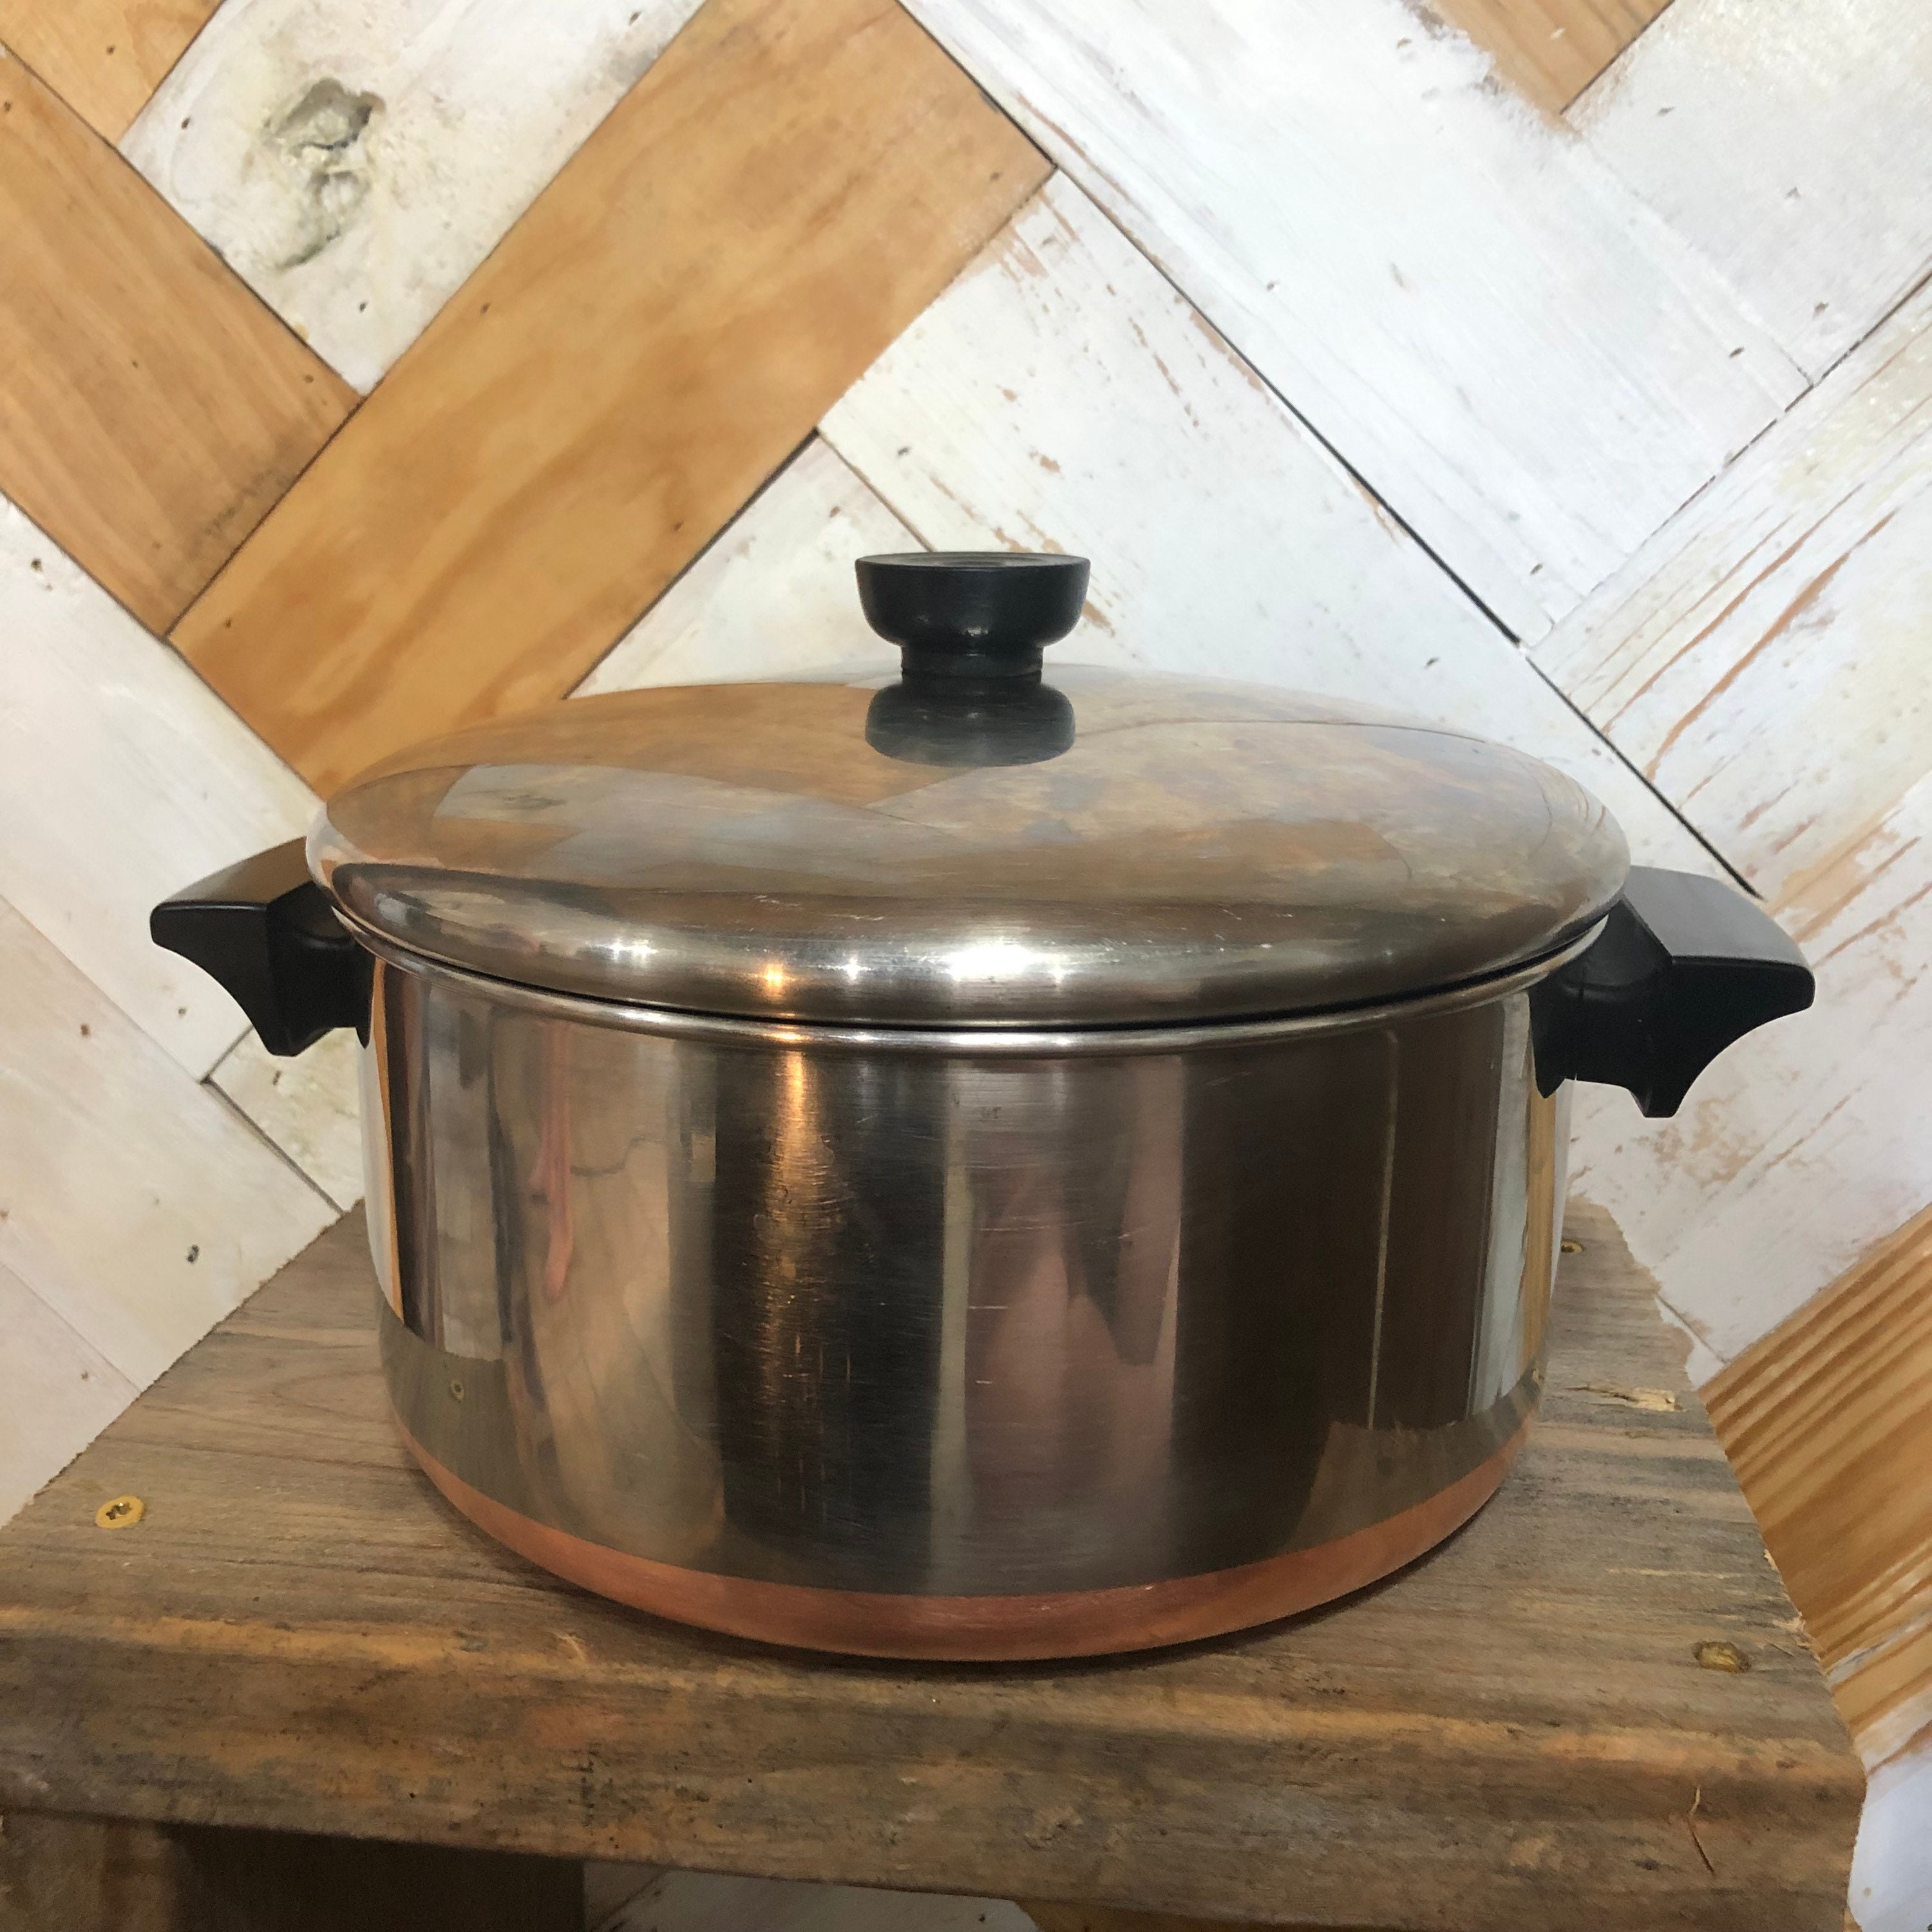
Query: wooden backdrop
[[1, 0, 1927, 1920]]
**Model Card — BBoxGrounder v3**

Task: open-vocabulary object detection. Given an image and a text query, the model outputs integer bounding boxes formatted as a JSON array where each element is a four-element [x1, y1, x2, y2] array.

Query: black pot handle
[[151, 839, 370, 1057], [1531, 866, 1813, 1117]]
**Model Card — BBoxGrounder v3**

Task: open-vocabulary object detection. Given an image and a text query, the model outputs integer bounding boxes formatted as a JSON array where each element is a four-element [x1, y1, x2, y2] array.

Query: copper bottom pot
[[359, 934, 1574, 1660]]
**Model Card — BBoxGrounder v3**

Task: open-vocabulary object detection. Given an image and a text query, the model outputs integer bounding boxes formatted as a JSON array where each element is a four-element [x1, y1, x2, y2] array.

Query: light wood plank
[[576, 436, 916, 696], [0, 1205, 1864, 1927], [822, 175, 1719, 876], [168, 0, 1048, 794], [0, 50, 355, 632], [1535, 281, 1932, 1366], [0, 895, 337, 1391], [1706, 1205, 1932, 1769], [0, 0, 217, 141], [1569, 768, 1932, 1368], [209, 1028, 365, 1213], [0, 496, 317, 1078], [1851, 1731, 1932, 1932], [898, 0, 1800, 640], [1575, 0, 1932, 379], [1531, 269, 1932, 905], [0, 1259, 137, 1527], [1428, 0, 1672, 115], [122, 0, 706, 393]]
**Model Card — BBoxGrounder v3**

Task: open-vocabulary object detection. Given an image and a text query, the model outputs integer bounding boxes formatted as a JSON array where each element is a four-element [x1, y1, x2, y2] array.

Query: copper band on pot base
[[399, 1421, 1528, 1661]]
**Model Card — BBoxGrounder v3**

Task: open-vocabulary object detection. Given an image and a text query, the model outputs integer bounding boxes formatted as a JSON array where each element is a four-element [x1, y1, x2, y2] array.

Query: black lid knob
[[856, 552, 1090, 680]]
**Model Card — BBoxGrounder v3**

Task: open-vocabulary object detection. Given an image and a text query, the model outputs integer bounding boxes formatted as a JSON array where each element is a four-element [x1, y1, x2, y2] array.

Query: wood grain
[[208, 1027, 364, 1213], [822, 175, 1718, 880], [0, 0, 217, 141], [168, 0, 1047, 794], [1576, 0, 1932, 377], [0, 52, 354, 632], [0, 894, 336, 1398], [0, 1203, 1861, 1930], [898, 0, 1800, 639], [1535, 279, 1932, 1365], [0, 496, 317, 1078], [1707, 1203, 1932, 1768], [577, 437, 916, 697], [122, 0, 708, 391], [1428, 0, 1672, 115]]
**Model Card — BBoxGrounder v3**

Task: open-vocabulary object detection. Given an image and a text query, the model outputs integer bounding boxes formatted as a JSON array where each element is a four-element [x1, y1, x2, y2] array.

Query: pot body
[[360, 943, 1571, 1658]]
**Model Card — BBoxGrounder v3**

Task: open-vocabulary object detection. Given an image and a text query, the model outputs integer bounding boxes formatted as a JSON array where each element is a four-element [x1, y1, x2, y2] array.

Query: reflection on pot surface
[[371, 948, 1558, 1605]]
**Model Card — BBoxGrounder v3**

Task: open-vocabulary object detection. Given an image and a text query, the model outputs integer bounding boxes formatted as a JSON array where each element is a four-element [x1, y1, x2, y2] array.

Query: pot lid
[[310, 553, 1629, 1027]]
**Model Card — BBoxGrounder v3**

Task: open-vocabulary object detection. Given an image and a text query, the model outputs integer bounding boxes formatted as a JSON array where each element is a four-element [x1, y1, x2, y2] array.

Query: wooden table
[[0, 1204, 1861, 1932]]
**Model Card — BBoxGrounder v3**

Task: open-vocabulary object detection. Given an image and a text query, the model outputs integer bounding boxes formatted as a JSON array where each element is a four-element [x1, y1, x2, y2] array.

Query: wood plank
[[822, 175, 1719, 878], [0, 1203, 1862, 1929], [1575, 0, 1932, 379], [0, 50, 354, 632], [167, 0, 1048, 795], [0, 894, 336, 1392], [1706, 1204, 1932, 1770], [0, 0, 217, 141], [576, 436, 916, 696], [0, 495, 317, 1078], [1427, 0, 1672, 116], [0, 1260, 136, 1527], [209, 1028, 364, 1212], [896, 0, 1801, 640], [1533, 281, 1932, 1366], [1851, 1732, 1932, 1932], [0, 1811, 196, 1932], [122, 0, 707, 392]]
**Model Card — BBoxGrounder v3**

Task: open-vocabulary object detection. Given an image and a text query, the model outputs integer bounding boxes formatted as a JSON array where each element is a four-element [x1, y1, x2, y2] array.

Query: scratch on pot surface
[[269, 77, 383, 270]]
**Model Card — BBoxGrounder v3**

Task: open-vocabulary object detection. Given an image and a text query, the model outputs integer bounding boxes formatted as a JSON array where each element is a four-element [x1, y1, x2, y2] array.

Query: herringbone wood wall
[[2, 1, 1929, 1920]]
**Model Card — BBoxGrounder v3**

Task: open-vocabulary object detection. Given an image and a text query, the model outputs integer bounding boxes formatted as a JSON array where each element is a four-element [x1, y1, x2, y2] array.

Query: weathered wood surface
[[0, 51, 354, 632], [0, 1811, 586, 1932], [1707, 1204, 1932, 1771], [1428, 0, 1672, 115], [0, 0, 218, 140], [1575, 0, 1932, 377], [0, 1202, 1860, 1931], [822, 175, 1719, 878], [0, 497, 316, 1079], [122, 0, 706, 391], [169, 0, 1047, 793], [1536, 278, 1932, 1368], [899, 0, 1801, 639]]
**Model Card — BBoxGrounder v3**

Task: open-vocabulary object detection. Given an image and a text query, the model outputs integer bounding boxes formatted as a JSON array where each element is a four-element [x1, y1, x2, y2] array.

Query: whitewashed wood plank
[[0, 493, 317, 1079], [209, 1026, 365, 1211], [0, 895, 337, 1390], [822, 175, 1718, 876], [1531, 278, 1932, 905], [898, 0, 1803, 639], [1570, 769, 1932, 1367], [1852, 1730, 1932, 1932], [0, 1258, 137, 1528], [122, 0, 705, 392], [1576, 0, 1932, 380], [607, 1870, 1038, 1932], [576, 437, 915, 696]]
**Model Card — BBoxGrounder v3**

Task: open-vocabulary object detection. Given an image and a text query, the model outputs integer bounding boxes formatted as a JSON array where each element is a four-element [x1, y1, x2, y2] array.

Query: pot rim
[[348, 915, 1600, 1057]]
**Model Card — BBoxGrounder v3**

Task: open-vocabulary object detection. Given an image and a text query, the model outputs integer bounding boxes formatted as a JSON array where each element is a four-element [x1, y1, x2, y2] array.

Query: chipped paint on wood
[[900, 0, 1801, 638], [1577, 0, 1932, 378], [122, 0, 708, 391], [0, 494, 316, 1077], [823, 173, 1720, 876]]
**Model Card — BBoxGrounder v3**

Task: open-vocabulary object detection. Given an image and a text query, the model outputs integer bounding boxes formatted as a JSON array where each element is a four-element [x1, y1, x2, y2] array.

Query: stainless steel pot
[[153, 553, 1812, 1658]]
